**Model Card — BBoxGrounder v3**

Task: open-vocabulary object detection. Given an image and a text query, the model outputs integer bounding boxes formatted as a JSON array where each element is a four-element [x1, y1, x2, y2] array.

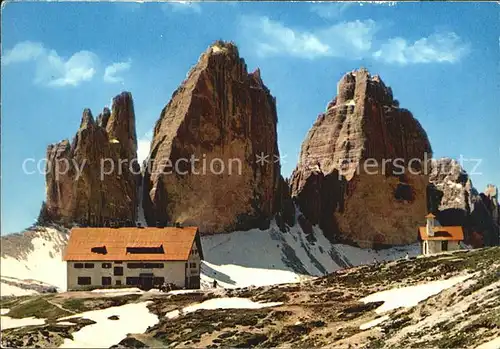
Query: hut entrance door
[[139, 273, 154, 290]]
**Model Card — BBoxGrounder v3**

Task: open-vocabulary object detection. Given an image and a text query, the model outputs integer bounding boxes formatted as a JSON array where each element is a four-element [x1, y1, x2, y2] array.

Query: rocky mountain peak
[[290, 71, 431, 248], [44, 92, 139, 227], [80, 108, 95, 129], [107, 91, 138, 161], [97, 107, 111, 128], [143, 42, 293, 233], [208, 40, 239, 56], [485, 184, 498, 200], [336, 68, 394, 110]]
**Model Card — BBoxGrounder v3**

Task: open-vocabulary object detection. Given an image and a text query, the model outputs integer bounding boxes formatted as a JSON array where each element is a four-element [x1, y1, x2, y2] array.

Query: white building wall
[[67, 260, 186, 291], [421, 240, 461, 256], [67, 241, 202, 290]]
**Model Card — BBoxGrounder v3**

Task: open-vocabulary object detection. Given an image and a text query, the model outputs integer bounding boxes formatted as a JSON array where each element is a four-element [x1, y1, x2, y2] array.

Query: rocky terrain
[[43, 92, 140, 227], [428, 158, 500, 247], [484, 184, 500, 238], [290, 69, 432, 248], [2, 247, 498, 348], [142, 41, 292, 233]]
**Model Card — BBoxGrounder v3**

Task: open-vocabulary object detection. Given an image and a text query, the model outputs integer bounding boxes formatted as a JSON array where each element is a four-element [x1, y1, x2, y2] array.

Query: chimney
[[426, 213, 435, 237]]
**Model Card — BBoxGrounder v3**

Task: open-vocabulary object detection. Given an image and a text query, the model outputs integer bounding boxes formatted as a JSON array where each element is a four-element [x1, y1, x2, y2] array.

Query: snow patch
[[59, 302, 158, 348], [1, 315, 46, 330], [475, 337, 500, 349], [332, 243, 420, 267], [167, 289, 205, 295], [201, 222, 338, 278], [201, 221, 420, 289], [1, 227, 67, 291], [90, 287, 143, 295], [184, 297, 283, 312], [201, 261, 307, 289], [1, 309, 10, 315], [0, 282, 39, 296], [135, 174, 148, 227], [360, 274, 472, 314], [165, 297, 283, 320]]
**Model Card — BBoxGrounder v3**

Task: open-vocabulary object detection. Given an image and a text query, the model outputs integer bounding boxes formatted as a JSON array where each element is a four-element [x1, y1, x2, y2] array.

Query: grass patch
[[6, 296, 71, 320], [62, 294, 141, 313], [0, 295, 31, 309]]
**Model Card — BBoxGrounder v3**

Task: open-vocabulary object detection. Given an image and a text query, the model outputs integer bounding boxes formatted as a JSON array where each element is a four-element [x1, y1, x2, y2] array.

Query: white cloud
[[103, 60, 132, 84], [360, 1, 398, 6], [1, 41, 45, 64], [3, 41, 98, 87], [240, 16, 377, 60], [317, 19, 378, 58], [373, 32, 470, 64], [162, 1, 201, 14], [137, 130, 153, 166], [310, 2, 355, 19], [310, 1, 396, 19], [241, 16, 469, 65]]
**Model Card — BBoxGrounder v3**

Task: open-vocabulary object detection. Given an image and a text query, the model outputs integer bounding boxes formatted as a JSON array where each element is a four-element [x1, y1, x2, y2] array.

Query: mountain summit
[[290, 68, 432, 248], [142, 41, 293, 232]]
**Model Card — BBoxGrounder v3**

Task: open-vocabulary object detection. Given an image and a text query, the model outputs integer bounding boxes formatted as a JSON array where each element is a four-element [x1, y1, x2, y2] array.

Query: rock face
[[290, 69, 432, 248], [427, 159, 499, 247], [143, 41, 292, 233], [484, 184, 500, 230], [45, 92, 140, 227]]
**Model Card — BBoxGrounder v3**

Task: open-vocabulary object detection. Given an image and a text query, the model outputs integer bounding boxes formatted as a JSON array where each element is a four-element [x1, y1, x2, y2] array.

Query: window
[[84, 263, 95, 269], [77, 277, 91, 285], [74, 263, 83, 269], [127, 262, 164, 269], [102, 263, 112, 269], [441, 240, 448, 251], [190, 262, 197, 268], [126, 246, 164, 254], [114, 266, 124, 276], [102, 277, 111, 286], [91, 246, 107, 254], [116, 280, 122, 286], [145, 263, 164, 269], [126, 277, 140, 286], [127, 263, 142, 269]]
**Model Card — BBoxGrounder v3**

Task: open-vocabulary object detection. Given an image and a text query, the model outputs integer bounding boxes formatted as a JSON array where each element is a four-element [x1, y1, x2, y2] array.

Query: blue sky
[[2, 1, 499, 234]]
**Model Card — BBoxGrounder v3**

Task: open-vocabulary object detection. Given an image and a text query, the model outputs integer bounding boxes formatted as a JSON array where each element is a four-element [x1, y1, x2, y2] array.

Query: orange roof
[[418, 226, 464, 241], [63, 227, 199, 261], [425, 213, 436, 219]]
